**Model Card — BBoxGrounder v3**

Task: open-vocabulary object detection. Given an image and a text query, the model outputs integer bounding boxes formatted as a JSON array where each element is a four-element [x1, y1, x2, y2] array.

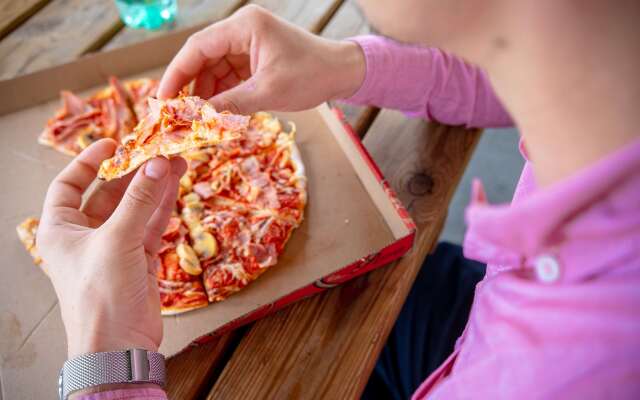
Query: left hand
[[36, 139, 187, 358]]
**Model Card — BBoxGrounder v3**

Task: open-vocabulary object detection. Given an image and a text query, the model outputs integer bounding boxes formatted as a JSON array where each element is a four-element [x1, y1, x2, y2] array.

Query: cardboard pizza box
[[0, 26, 415, 400]]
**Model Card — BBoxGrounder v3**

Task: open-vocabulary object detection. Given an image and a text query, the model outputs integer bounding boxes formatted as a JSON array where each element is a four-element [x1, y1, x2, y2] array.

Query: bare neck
[[485, 2, 640, 187]]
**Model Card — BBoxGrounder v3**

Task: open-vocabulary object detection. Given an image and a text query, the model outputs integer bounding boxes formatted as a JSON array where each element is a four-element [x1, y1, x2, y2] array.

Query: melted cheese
[[220, 262, 250, 283]]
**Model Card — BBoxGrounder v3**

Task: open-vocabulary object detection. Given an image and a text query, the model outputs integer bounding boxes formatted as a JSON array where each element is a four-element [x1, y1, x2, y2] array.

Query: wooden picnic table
[[0, 1, 481, 398]]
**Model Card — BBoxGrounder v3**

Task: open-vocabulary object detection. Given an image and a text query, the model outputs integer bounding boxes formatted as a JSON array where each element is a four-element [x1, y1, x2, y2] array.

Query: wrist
[[327, 40, 366, 100], [66, 321, 159, 359]]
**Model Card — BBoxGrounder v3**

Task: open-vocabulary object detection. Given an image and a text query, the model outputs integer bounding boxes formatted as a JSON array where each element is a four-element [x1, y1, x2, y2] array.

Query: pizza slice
[[93, 76, 138, 139], [123, 78, 159, 120], [39, 90, 102, 155], [98, 95, 250, 181], [40, 77, 139, 155]]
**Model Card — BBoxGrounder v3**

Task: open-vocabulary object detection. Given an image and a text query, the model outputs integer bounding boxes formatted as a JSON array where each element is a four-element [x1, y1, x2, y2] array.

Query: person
[[37, 1, 640, 399]]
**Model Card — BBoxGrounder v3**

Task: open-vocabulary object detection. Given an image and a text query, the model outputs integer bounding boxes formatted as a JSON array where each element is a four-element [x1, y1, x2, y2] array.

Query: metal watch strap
[[58, 349, 165, 400]]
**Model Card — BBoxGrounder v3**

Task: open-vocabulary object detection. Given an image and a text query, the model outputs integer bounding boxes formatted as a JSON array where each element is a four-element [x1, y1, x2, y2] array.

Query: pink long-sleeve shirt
[[78, 35, 640, 399], [348, 35, 640, 399]]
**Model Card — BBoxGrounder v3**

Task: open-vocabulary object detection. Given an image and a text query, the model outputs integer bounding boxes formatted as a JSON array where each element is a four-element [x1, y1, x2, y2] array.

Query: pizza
[[18, 78, 307, 315], [39, 77, 158, 156]]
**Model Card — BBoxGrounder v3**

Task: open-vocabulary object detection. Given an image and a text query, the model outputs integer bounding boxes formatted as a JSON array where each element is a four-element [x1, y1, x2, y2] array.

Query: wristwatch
[[58, 348, 165, 400]]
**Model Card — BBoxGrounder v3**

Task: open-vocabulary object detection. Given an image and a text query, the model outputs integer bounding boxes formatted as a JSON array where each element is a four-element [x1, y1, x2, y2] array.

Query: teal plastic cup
[[114, 0, 177, 30]]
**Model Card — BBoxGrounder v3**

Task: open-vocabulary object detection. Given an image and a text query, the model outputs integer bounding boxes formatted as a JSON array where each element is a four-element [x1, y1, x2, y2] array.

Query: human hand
[[36, 139, 187, 358], [158, 4, 366, 114]]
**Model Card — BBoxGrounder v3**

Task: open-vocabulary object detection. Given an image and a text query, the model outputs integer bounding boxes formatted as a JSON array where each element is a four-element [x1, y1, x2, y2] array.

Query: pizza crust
[[290, 139, 308, 216], [290, 141, 306, 184]]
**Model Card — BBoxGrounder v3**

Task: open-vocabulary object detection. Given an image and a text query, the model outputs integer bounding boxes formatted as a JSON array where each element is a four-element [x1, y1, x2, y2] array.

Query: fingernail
[[145, 158, 169, 180]]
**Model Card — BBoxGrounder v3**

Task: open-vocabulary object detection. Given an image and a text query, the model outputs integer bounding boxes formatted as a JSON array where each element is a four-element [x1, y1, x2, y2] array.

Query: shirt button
[[534, 254, 560, 283]]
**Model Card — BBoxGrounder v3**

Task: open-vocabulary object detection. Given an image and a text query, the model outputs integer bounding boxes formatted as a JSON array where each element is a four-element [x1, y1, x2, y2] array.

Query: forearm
[[342, 35, 513, 128]]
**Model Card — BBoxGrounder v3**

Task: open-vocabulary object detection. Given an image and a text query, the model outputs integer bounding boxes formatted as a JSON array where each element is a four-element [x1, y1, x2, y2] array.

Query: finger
[[210, 58, 233, 80], [208, 74, 268, 114], [158, 42, 208, 99], [193, 57, 246, 98], [143, 157, 187, 254], [44, 139, 117, 211], [234, 62, 252, 81], [107, 157, 170, 238], [81, 169, 136, 227], [192, 66, 217, 99], [157, 18, 251, 99], [225, 54, 251, 78], [218, 70, 243, 91]]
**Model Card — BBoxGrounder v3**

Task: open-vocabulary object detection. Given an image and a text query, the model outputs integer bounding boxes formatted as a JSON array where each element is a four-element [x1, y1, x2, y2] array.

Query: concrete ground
[[439, 127, 524, 244]]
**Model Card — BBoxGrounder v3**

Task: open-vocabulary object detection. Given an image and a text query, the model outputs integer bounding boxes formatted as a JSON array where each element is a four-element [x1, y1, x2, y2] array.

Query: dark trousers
[[361, 242, 486, 400]]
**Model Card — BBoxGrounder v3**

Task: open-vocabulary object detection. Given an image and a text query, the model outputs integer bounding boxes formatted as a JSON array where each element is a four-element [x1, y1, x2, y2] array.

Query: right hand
[[157, 4, 366, 114]]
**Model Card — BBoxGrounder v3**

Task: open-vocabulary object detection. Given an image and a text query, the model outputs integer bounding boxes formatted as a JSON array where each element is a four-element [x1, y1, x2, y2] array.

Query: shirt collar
[[463, 137, 640, 283]]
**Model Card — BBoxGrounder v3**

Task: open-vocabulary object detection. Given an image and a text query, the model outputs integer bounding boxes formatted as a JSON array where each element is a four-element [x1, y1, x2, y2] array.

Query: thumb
[[209, 74, 271, 115], [108, 157, 170, 238]]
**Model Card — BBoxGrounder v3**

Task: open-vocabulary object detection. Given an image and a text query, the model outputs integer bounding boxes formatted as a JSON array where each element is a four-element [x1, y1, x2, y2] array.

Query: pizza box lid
[[0, 26, 415, 400]]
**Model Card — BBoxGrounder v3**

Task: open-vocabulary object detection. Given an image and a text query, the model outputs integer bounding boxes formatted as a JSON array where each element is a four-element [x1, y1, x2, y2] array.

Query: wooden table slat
[[104, 0, 246, 51], [165, 331, 242, 400], [322, 0, 377, 137], [0, 0, 50, 41], [208, 112, 481, 399], [321, 0, 369, 38], [250, 0, 343, 34], [0, 0, 122, 80]]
